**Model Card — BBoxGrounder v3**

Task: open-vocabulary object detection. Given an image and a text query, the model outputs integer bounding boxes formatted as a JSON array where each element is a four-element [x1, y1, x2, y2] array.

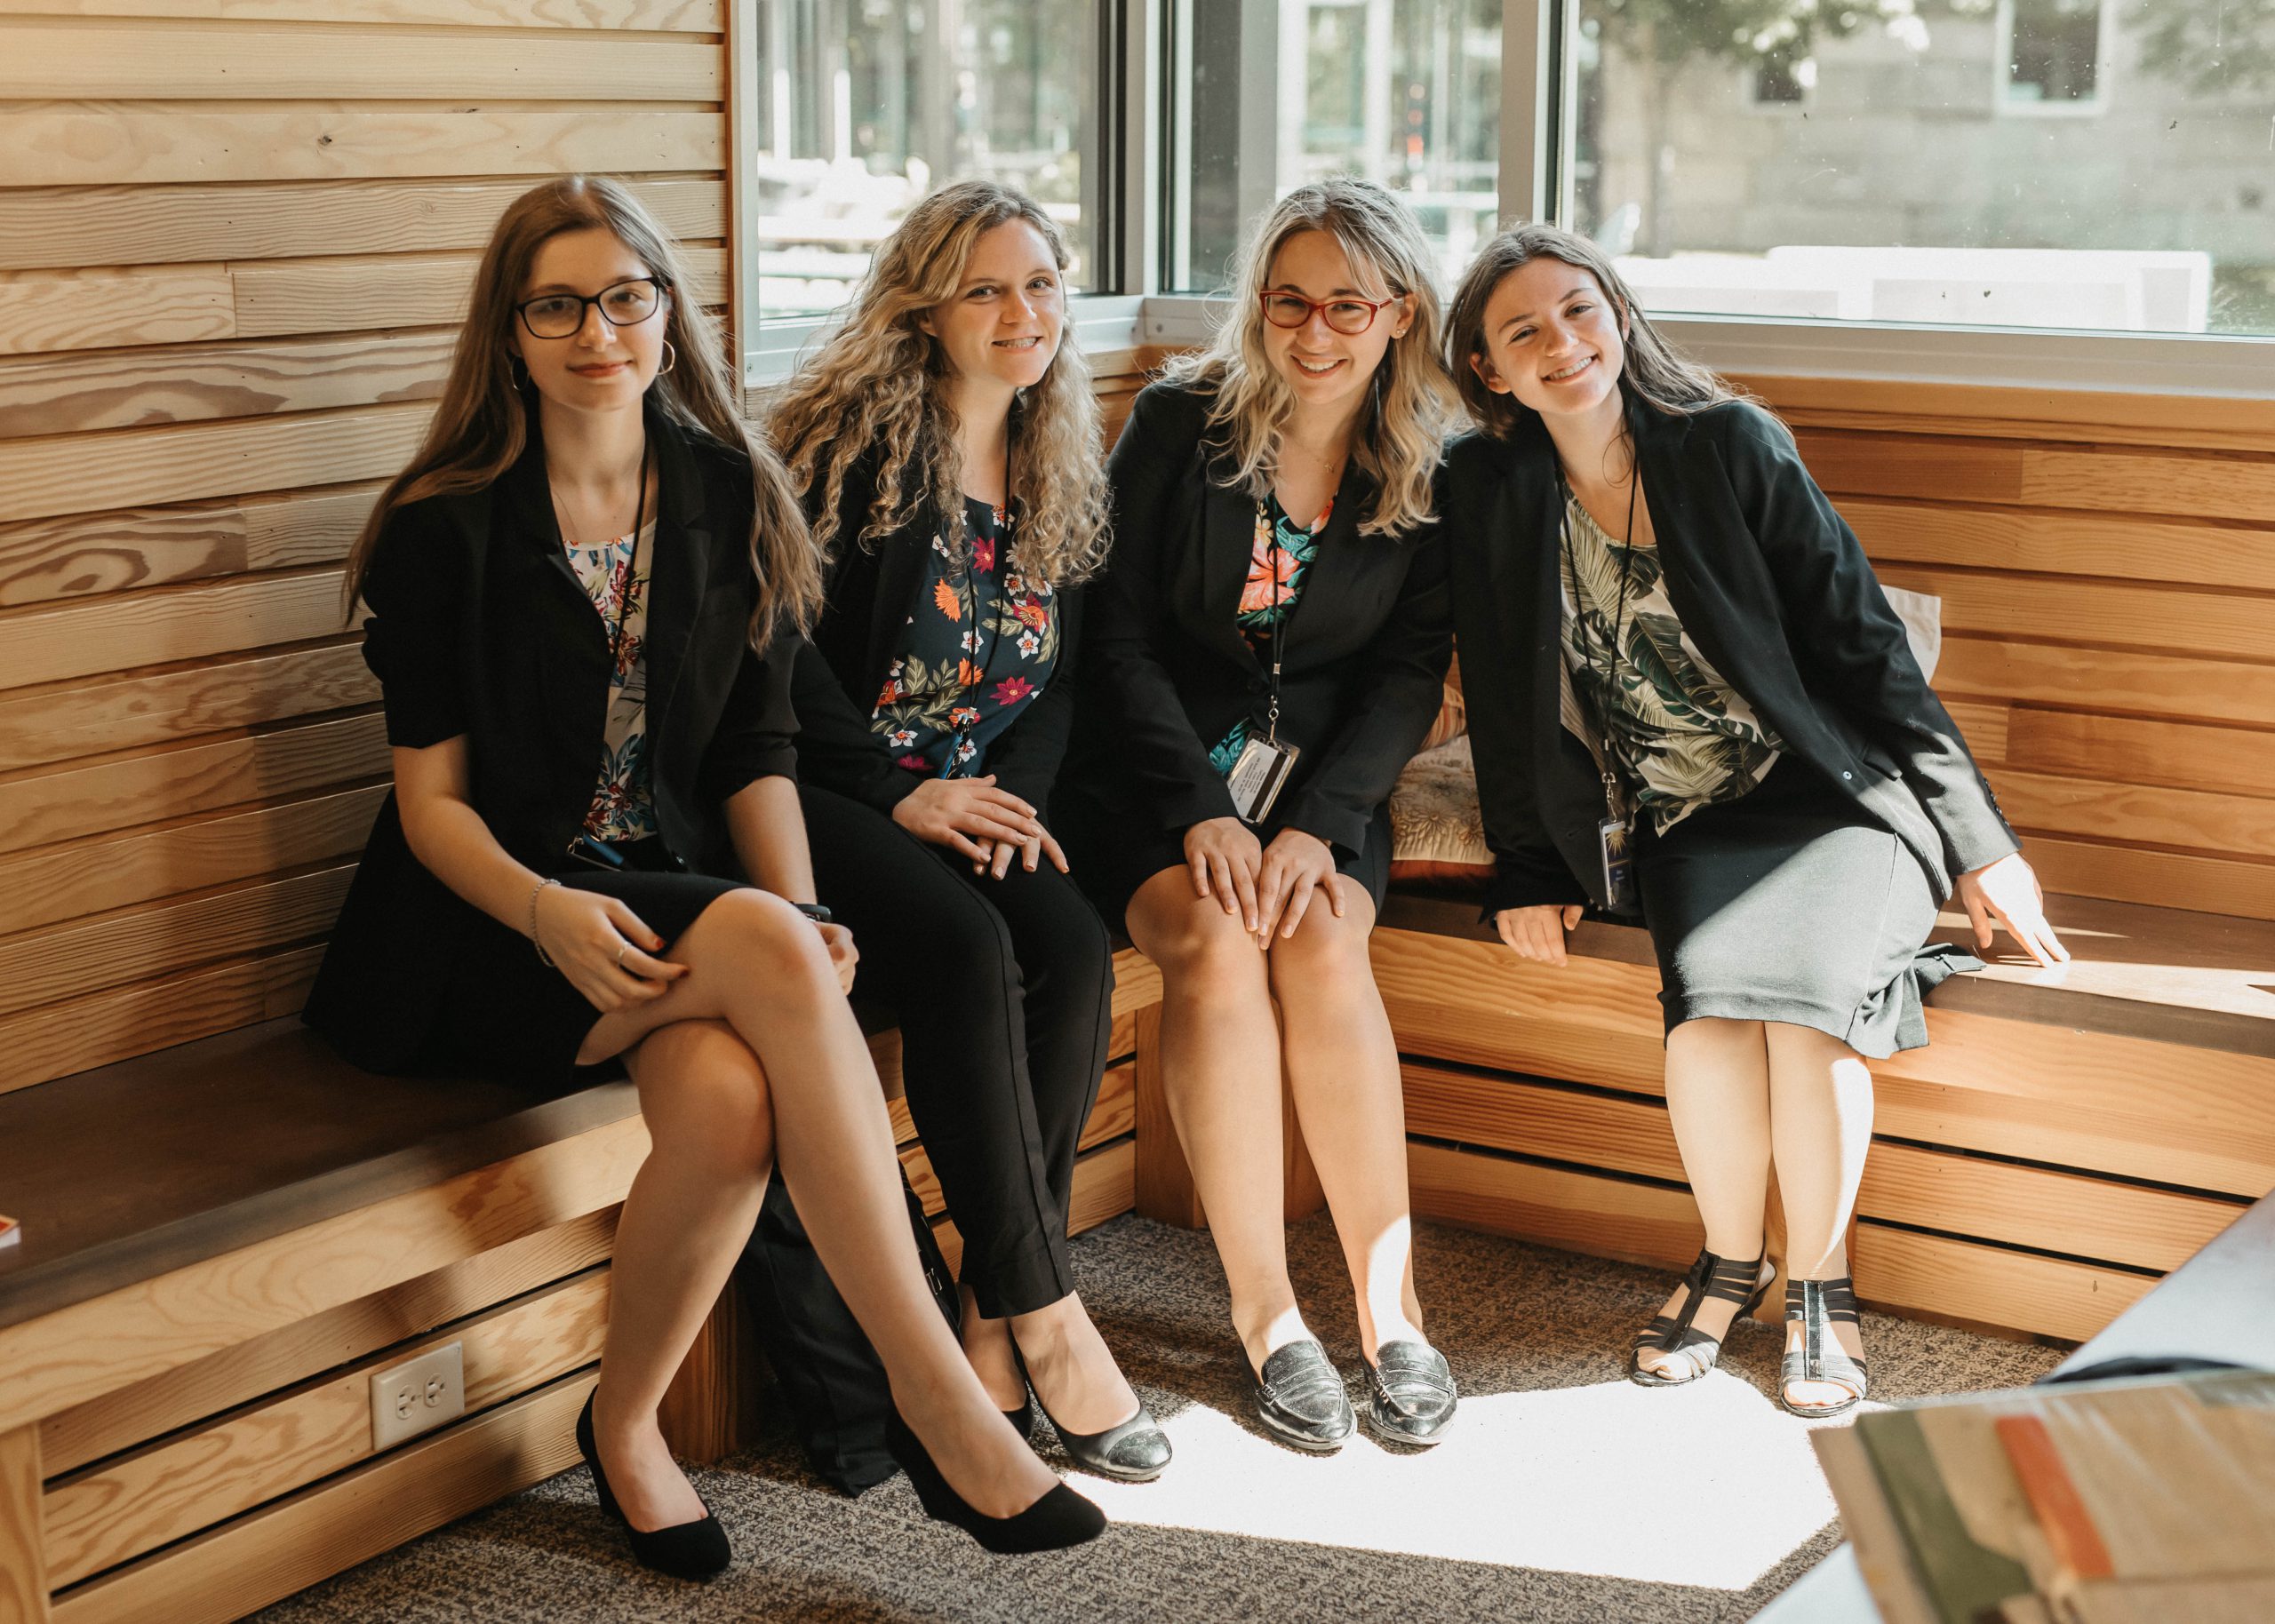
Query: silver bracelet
[[529, 877, 560, 966]]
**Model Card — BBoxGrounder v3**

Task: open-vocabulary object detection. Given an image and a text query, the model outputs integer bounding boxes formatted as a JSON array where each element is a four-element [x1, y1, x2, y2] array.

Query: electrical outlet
[[369, 1341, 466, 1450]]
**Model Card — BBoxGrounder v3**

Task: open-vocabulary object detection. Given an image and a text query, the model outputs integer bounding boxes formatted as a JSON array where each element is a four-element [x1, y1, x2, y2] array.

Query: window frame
[[1994, 0, 2114, 120]]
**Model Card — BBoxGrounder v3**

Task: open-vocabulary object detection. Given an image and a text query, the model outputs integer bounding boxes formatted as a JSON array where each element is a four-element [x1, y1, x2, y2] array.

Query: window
[[1164, 0, 1504, 292], [1570, 0, 2275, 337], [749, 0, 1102, 322], [1748, 55, 1812, 108]]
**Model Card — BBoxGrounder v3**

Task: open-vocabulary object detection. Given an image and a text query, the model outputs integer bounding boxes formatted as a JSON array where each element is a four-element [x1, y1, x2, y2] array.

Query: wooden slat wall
[[1733, 376, 2275, 923], [0, 3, 730, 1095]]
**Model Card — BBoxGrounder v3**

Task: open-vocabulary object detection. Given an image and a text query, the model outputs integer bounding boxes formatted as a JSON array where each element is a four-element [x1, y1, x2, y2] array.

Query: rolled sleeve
[[699, 626, 802, 802]]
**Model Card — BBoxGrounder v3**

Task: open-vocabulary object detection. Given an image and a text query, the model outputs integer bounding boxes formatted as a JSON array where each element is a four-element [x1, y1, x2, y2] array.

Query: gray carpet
[[251, 1214, 2063, 1623]]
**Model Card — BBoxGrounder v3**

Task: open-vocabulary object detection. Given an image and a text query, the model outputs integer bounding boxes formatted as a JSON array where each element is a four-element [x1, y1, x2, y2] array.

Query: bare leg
[[1635, 1018, 1773, 1380], [1125, 867, 1308, 1374], [1765, 1022, 1874, 1407], [592, 1020, 772, 1531], [579, 890, 1058, 1518], [1267, 879, 1425, 1362]]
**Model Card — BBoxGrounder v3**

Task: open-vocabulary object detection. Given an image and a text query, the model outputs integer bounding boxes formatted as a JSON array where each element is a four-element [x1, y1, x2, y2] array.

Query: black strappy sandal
[[1630, 1248, 1775, 1387], [1780, 1276, 1871, 1418]]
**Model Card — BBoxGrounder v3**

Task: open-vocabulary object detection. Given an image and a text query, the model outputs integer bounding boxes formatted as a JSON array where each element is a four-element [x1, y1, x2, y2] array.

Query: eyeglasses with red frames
[[1258, 289, 1402, 336]]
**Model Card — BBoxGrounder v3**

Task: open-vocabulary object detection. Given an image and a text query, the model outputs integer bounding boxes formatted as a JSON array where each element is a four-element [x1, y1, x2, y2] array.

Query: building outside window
[[1999, 0, 2109, 110]]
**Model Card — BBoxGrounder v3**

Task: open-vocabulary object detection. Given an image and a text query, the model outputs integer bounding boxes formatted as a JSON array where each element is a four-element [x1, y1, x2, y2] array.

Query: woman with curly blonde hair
[[1057, 178, 1461, 1451], [760, 181, 1169, 1482]]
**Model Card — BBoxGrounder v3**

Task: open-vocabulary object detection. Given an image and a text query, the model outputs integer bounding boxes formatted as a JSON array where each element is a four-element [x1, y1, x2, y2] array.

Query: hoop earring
[[659, 339, 677, 376], [508, 354, 529, 386]]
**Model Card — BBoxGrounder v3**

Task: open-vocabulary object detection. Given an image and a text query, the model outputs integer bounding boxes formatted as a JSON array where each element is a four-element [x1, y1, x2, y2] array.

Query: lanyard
[[1557, 461, 1640, 818], [1252, 496, 1295, 745], [605, 442, 653, 676]]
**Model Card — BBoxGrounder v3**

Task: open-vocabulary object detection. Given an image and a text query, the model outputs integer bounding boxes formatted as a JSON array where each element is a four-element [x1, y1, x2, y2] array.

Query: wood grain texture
[[0, 711, 387, 855], [1736, 374, 2275, 456], [0, 22, 724, 101], [0, 642, 376, 773], [228, 245, 723, 340], [1067, 1138, 1136, 1237], [0, 176, 722, 272], [0, 946, 322, 1098], [0, 1118, 646, 1431], [0, 264, 232, 356], [1796, 429, 2275, 525], [0, 483, 381, 609], [2007, 710, 2275, 801], [1850, 1222, 2152, 1343], [0, 2, 721, 27], [657, 1278, 761, 1467], [2019, 838, 2275, 925], [43, 1269, 610, 1587], [45, 1371, 594, 1624], [0, 403, 430, 525], [0, 105, 725, 190], [1876, 562, 2275, 665], [1406, 1142, 1702, 1272], [1935, 637, 2275, 730], [1131, 1003, 1202, 1228], [0, 331, 450, 439], [0, 784, 385, 934], [1943, 699, 2009, 763], [1992, 768, 2275, 862], [0, 569, 350, 691], [38, 1207, 616, 1476], [1843, 498, 2275, 594], [0, 1425, 44, 1624]]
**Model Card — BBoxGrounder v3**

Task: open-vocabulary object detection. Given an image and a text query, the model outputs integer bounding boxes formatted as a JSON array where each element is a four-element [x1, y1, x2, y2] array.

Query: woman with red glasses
[[1056, 178, 1461, 1452]]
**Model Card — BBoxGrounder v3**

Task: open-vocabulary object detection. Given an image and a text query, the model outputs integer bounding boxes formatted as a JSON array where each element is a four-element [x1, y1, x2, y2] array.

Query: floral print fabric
[[1209, 492, 1323, 776], [1558, 492, 1783, 835], [872, 498, 1058, 778], [563, 517, 660, 842]]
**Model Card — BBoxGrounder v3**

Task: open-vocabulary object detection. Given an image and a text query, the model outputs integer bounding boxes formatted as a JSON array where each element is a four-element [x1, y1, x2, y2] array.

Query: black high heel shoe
[[1630, 1248, 1775, 1387], [575, 1390, 731, 1581], [1781, 1276, 1871, 1418], [1010, 1341, 1171, 1482], [1003, 1392, 1037, 1443], [884, 1411, 1106, 1554]]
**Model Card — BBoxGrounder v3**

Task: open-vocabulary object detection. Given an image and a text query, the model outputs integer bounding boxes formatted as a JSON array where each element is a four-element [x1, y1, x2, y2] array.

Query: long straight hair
[[341, 174, 822, 646], [763, 179, 1110, 589], [1445, 222, 1746, 439], [1163, 177, 1460, 538]]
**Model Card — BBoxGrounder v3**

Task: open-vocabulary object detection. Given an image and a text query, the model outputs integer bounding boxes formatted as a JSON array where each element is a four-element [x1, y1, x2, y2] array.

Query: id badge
[[1596, 813, 1637, 912], [1227, 735, 1300, 824]]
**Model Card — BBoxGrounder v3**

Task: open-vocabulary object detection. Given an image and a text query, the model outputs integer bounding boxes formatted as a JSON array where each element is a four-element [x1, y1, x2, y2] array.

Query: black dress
[[303, 404, 799, 1086]]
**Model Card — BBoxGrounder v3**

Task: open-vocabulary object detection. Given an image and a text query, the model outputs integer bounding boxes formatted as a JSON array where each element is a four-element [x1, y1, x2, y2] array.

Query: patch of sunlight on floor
[[1083, 1373, 1860, 1590]]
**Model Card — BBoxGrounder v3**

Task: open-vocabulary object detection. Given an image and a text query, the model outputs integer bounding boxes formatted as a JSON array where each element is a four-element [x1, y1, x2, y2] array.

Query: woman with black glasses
[[304, 175, 1103, 1576]]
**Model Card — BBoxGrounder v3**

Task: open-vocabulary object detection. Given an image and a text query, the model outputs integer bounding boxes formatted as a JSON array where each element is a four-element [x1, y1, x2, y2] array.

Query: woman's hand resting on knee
[[1254, 829, 1344, 944], [532, 885, 688, 1011], [1185, 816, 1264, 933], [1954, 852, 2068, 968], [891, 775, 1052, 867], [1493, 904, 1585, 967], [815, 920, 859, 993]]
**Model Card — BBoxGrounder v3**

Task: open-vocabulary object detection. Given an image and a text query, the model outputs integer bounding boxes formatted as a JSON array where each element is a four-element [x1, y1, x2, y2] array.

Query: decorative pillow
[[1388, 733, 1490, 889], [1417, 653, 1466, 752]]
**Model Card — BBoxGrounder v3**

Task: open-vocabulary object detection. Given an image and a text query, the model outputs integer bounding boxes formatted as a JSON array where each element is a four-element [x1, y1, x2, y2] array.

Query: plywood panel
[[0, 712, 387, 855], [0, 176, 722, 271], [0, 23, 723, 101], [0, 2, 721, 27], [1935, 637, 2275, 729], [0, 642, 376, 772], [0, 485, 381, 609], [0, 784, 385, 933], [1877, 563, 2275, 665], [0, 946, 322, 1098], [0, 104, 725, 189], [0, 404, 429, 525], [0, 331, 451, 440], [1849, 1222, 2152, 1343], [229, 244, 724, 340], [0, 864, 354, 1021], [1407, 1142, 1702, 1271], [0, 264, 232, 356], [39, 1206, 617, 1475], [43, 1269, 611, 1587], [1843, 498, 2275, 594], [2007, 710, 2275, 801], [0, 570, 351, 691], [1992, 768, 2275, 862]]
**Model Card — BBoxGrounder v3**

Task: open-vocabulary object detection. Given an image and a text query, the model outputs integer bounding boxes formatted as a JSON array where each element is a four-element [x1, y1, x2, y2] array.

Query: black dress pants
[[801, 783, 1114, 1318]]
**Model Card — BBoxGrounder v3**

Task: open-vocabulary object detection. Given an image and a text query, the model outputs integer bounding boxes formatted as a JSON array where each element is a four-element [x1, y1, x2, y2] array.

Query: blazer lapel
[[1273, 459, 1372, 661], [1200, 475, 1262, 667]]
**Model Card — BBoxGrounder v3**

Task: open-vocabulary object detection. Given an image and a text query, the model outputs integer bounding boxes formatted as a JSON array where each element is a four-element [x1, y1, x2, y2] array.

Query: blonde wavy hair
[[342, 174, 821, 648], [1163, 177, 1459, 537], [762, 179, 1110, 589]]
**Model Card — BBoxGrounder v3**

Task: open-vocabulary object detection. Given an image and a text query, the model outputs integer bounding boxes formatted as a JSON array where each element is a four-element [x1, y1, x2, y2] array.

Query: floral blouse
[[870, 498, 1058, 777], [1558, 492, 1784, 834], [1208, 492, 1323, 776], [563, 517, 660, 842]]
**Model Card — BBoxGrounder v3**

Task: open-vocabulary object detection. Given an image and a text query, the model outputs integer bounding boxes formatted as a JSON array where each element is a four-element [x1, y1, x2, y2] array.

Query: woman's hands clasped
[[893, 773, 1069, 878], [1185, 817, 1345, 944], [1493, 904, 1585, 967], [1954, 851, 2068, 968], [532, 883, 687, 1013]]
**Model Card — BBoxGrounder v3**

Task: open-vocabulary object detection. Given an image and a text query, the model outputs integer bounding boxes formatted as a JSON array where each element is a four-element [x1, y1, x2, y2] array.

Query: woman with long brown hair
[[304, 175, 1103, 1572], [762, 181, 1168, 1482]]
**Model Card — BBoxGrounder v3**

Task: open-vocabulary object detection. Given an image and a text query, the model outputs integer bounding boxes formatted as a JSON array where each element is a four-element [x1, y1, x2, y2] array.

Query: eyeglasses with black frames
[[1258, 289, 1401, 337], [515, 277, 669, 340]]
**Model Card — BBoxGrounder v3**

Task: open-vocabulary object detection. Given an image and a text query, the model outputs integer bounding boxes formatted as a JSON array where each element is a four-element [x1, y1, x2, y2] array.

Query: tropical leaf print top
[[871, 498, 1058, 778], [563, 516, 660, 843], [1558, 492, 1783, 834], [1208, 491, 1324, 776]]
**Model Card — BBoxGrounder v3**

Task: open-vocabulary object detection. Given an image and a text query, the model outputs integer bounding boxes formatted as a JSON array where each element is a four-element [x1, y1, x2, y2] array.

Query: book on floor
[[1813, 1367, 2275, 1624]]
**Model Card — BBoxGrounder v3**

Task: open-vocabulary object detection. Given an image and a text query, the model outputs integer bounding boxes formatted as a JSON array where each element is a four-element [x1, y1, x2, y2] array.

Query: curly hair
[[1161, 177, 1460, 537], [762, 179, 1110, 590], [340, 175, 821, 649]]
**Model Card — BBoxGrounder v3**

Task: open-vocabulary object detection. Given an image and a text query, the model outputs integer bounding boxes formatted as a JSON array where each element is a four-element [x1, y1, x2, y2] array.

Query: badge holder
[[1234, 503, 1300, 824]]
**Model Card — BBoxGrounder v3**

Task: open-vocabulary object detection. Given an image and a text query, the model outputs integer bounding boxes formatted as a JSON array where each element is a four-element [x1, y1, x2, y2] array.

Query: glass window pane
[[1168, 0, 1503, 292], [1571, 0, 2275, 337], [753, 0, 1099, 321]]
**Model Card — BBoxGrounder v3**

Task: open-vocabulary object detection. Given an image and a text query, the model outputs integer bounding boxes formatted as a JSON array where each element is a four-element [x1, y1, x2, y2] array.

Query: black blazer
[[1443, 391, 2017, 916], [303, 404, 800, 1072], [1067, 378, 1452, 856], [790, 450, 1083, 816]]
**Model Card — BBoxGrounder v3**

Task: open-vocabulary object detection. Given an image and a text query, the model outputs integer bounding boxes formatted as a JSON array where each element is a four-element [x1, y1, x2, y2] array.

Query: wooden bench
[[0, 966, 1157, 1624]]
